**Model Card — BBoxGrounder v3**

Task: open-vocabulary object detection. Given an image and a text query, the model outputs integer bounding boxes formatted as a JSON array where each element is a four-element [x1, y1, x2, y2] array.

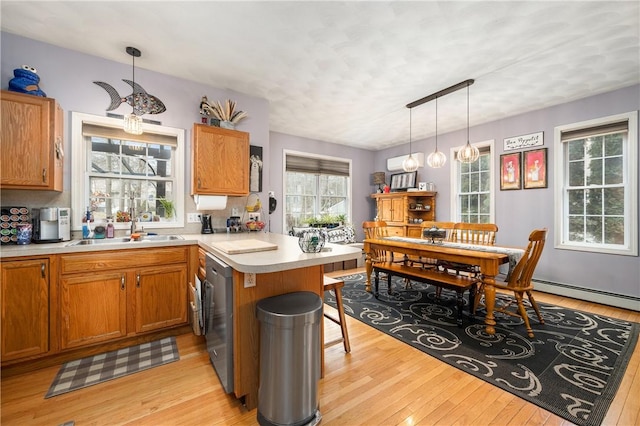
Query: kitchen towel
[[194, 195, 227, 211]]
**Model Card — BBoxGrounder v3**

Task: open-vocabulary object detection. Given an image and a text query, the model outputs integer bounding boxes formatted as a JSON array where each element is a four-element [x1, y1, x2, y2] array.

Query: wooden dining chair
[[362, 220, 391, 264], [473, 228, 547, 338], [452, 222, 498, 245], [440, 222, 499, 276]]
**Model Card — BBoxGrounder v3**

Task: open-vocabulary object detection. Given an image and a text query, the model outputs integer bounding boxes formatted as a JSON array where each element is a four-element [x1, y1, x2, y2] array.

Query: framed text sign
[[503, 132, 543, 151]]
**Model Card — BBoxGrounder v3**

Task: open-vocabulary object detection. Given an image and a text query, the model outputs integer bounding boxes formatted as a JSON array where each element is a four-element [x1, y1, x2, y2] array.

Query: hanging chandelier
[[123, 46, 143, 135], [456, 81, 480, 163], [426, 97, 446, 168], [406, 79, 477, 167], [402, 107, 419, 172]]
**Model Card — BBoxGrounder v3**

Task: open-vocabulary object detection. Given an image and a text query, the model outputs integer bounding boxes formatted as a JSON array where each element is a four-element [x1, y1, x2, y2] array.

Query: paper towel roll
[[194, 195, 228, 211]]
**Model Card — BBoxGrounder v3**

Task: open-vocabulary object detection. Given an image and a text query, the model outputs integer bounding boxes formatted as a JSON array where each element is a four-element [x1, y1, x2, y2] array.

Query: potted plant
[[304, 214, 344, 229], [157, 197, 175, 219]]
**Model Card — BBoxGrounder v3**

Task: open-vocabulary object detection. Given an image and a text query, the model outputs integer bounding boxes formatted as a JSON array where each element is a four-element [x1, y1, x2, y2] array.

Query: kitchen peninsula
[[1, 232, 362, 410]]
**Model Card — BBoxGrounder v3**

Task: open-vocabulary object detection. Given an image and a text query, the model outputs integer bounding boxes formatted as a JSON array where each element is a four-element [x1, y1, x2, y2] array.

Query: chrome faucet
[[129, 195, 137, 234]]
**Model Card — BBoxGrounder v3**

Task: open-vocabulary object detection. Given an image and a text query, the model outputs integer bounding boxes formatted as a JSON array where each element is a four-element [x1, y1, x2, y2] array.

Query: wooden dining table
[[363, 237, 515, 336]]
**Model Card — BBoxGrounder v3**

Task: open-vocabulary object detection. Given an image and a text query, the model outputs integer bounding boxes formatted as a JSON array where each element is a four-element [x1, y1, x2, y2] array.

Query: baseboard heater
[[533, 279, 640, 312]]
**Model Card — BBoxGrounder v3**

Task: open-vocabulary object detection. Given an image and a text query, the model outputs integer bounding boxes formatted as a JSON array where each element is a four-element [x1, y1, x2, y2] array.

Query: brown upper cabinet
[[1, 90, 64, 191], [191, 124, 249, 196]]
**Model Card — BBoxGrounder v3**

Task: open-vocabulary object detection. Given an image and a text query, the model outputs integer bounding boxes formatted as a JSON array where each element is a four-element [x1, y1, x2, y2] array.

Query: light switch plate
[[244, 272, 256, 288], [187, 213, 201, 223]]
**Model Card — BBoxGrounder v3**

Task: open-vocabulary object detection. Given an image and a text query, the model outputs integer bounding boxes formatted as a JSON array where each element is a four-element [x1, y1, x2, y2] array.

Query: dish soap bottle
[[106, 219, 115, 239]]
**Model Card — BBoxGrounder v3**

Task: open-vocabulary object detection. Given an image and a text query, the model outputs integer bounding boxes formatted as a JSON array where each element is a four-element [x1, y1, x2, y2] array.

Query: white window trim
[[281, 149, 353, 232], [71, 112, 185, 232], [554, 111, 638, 256], [449, 140, 496, 223]]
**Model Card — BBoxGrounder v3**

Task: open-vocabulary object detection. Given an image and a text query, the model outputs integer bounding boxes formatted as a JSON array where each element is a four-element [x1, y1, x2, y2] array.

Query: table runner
[[383, 236, 524, 277]]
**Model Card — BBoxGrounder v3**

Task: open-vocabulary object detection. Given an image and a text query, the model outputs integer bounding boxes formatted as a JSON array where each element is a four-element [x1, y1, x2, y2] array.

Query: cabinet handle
[[41, 262, 46, 278], [198, 178, 201, 189], [136, 273, 141, 288], [42, 168, 47, 183], [121, 275, 125, 290], [55, 141, 64, 160]]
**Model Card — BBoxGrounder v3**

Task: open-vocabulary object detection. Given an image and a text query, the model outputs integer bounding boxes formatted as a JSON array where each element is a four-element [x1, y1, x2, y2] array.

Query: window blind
[[561, 121, 628, 142], [82, 123, 177, 146], [285, 154, 350, 177]]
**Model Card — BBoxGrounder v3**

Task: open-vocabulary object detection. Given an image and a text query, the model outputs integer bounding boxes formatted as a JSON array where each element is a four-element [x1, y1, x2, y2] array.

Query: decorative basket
[[298, 231, 326, 253], [423, 227, 447, 244]]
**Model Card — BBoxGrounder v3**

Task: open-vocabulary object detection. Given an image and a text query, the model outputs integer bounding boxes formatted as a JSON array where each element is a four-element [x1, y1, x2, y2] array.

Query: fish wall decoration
[[94, 79, 166, 115]]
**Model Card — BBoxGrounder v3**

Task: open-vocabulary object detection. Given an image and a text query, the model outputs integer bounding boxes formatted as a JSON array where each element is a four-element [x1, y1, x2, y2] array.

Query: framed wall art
[[523, 148, 547, 189], [390, 171, 417, 191], [500, 152, 521, 190]]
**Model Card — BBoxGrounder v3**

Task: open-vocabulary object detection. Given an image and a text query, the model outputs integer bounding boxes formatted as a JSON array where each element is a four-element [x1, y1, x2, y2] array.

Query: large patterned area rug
[[45, 337, 179, 398], [325, 272, 639, 426]]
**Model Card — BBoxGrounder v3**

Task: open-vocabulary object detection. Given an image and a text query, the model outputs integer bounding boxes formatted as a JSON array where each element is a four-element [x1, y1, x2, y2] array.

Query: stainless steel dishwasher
[[203, 252, 234, 393]]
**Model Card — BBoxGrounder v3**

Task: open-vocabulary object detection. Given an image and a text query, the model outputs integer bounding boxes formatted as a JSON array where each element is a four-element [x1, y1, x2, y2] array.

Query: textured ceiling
[[2, 1, 639, 150]]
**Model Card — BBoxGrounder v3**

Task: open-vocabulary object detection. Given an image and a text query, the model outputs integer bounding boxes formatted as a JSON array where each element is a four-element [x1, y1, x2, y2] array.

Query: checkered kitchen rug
[[45, 337, 179, 398]]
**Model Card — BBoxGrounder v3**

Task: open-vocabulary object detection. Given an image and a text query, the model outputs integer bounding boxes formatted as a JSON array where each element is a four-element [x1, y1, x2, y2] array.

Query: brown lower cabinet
[[1, 247, 189, 368], [59, 247, 188, 350], [1, 257, 50, 361]]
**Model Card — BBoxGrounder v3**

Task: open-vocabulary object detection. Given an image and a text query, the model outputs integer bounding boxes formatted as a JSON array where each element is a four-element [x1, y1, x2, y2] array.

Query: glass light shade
[[402, 154, 419, 172], [457, 142, 480, 163], [427, 149, 447, 168], [124, 113, 143, 135]]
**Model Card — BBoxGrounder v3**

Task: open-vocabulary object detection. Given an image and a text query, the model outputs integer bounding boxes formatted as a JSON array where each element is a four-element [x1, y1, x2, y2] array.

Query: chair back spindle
[[453, 222, 498, 245]]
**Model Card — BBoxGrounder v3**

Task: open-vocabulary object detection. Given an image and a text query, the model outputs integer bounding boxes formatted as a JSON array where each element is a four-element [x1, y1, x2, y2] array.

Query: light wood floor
[[2, 268, 639, 425]]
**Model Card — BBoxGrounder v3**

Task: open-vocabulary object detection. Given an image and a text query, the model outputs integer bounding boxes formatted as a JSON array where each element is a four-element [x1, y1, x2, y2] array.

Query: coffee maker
[[32, 207, 71, 243], [201, 214, 213, 234]]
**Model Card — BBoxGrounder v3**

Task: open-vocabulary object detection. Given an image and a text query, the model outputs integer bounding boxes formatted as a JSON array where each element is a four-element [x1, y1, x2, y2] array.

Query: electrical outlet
[[244, 272, 256, 288], [231, 208, 239, 216], [187, 213, 201, 223]]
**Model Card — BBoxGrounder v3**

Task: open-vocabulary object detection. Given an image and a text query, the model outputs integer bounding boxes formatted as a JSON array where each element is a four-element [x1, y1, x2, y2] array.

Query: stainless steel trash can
[[256, 291, 323, 426]]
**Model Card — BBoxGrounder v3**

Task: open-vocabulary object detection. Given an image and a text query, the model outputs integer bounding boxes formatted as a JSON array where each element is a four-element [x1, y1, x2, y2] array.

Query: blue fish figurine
[[94, 79, 166, 115]]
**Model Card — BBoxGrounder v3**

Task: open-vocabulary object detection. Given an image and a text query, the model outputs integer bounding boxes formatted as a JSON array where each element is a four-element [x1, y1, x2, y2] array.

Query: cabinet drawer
[[387, 226, 405, 236], [60, 247, 188, 274], [406, 226, 422, 238]]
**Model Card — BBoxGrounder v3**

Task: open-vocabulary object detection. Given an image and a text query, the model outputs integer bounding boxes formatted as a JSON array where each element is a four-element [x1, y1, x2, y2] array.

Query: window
[[554, 112, 638, 255], [71, 113, 185, 230], [450, 141, 495, 223], [283, 150, 351, 231]]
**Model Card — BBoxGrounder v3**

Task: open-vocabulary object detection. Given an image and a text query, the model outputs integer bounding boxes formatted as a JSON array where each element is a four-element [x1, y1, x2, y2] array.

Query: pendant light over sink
[[123, 46, 143, 135]]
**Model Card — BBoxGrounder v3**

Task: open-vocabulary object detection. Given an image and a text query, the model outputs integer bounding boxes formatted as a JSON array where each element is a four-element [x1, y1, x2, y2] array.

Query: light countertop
[[0, 232, 363, 274]]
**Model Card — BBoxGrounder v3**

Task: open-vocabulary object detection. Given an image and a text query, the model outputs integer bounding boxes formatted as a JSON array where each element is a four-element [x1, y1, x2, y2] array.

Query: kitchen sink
[[66, 235, 184, 246]]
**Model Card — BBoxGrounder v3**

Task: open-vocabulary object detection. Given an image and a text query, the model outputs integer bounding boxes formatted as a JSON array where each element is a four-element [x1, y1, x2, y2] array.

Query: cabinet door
[[1, 258, 49, 361], [1, 91, 52, 188], [60, 271, 127, 349], [390, 198, 405, 222], [192, 124, 249, 195], [134, 264, 187, 333], [379, 197, 404, 223]]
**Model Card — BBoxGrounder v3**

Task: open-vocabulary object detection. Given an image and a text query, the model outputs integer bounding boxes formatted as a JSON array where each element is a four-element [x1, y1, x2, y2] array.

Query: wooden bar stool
[[323, 276, 351, 353]]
